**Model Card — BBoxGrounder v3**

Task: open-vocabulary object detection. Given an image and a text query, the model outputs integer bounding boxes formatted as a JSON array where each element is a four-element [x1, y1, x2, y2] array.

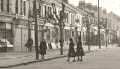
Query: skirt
[[76, 49, 85, 56], [68, 48, 76, 57], [39, 49, 46, 55]]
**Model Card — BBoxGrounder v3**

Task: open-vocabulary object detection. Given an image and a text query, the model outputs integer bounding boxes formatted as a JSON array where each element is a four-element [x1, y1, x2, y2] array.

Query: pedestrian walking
[[25, 38, 33, 52], [67, 38, 76, 62], [76, 36, 85, 61], [48, 42, 52, 49], [39, 39, 47, 60]]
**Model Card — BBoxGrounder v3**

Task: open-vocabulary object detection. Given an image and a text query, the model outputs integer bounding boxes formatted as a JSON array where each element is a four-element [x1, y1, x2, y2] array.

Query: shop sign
[[0, 16, 12, 22]]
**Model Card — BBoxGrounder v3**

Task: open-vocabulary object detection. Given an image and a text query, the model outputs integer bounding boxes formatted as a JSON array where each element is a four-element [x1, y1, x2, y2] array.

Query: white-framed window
[[7, 0, 9, 12], [1, 0, 3, 11]]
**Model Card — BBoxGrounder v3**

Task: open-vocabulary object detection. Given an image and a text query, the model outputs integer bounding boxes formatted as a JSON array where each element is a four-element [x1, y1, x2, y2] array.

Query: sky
[[68, 0, 120, 16]]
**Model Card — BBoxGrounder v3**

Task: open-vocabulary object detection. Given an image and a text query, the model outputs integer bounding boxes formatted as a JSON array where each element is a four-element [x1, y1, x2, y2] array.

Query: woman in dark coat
[[67, 38, 76, 62], [25, 38, 33, 52], [76, 36, 85, 61], [39, 39, 47, 60]]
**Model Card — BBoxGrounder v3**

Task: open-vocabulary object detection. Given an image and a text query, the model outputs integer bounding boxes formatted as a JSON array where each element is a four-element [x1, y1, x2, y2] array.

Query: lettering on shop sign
[[0, 16, 12, 22]]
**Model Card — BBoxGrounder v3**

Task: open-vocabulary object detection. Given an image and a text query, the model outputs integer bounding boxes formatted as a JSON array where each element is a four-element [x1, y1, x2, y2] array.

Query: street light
[[33, 0, 39, 60], [28, 0, 32, 40], [98, 0, 101, 49]]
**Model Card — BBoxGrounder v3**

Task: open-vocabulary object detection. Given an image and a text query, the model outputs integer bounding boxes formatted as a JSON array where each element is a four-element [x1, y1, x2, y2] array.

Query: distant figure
[[39, 39, 47, 60], [25, 38, 33, 52], [67, 38, 76, 62], [55, 39, 58, 48], [76, 36, 85, 61], [48, 42, 52, 49]]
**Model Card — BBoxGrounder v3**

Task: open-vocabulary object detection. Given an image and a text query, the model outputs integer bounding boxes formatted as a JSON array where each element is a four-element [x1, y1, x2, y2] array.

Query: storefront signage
[[0, 16, 12, 23]]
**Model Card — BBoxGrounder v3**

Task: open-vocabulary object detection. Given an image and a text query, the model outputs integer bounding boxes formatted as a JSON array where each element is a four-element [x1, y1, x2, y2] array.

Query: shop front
[[0, 15, 14, 52]]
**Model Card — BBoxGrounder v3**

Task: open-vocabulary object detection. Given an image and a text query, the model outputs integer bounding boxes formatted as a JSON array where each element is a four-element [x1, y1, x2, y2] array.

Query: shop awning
[[64, 26, 71, 30], [45, 23, 54, 27]]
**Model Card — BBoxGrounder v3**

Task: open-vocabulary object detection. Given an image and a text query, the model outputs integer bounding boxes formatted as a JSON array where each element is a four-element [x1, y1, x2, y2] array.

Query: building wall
[[0, 0, 83, 52]]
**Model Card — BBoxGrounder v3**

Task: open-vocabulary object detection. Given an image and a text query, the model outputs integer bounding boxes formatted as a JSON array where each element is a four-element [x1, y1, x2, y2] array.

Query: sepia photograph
[[0, 0, 120, 69]]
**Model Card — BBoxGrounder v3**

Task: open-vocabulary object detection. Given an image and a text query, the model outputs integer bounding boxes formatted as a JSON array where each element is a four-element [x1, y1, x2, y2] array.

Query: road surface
[[8, 47, 120, 69]]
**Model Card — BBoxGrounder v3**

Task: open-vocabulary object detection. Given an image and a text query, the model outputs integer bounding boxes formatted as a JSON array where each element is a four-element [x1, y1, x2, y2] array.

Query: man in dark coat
[[39, 39, 47, 60], [67, 38, 76, 62], [25, 38, 33, 52], [76, 36, 85, 61]]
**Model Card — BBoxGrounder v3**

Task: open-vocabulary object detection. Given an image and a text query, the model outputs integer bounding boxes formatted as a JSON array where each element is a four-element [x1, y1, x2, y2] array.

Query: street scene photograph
[[0, 0, 120, 69]]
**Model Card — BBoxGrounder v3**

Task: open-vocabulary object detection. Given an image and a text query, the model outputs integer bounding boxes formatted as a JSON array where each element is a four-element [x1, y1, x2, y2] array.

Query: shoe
[[80, 59, 83, 61], [77, 59, 80, 61], [72, 60, 76, 62], [67, 59, 70, 62]]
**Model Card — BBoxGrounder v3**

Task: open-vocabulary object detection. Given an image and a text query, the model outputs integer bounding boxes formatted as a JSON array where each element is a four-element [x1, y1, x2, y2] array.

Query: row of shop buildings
[[78, 1, 120, 45], [0, 0, 120, 52]]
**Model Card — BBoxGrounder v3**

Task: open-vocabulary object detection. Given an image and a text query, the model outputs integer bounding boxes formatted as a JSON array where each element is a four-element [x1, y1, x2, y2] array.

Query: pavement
[[5, 44, 119, 69], [0, 44, 116, 68]]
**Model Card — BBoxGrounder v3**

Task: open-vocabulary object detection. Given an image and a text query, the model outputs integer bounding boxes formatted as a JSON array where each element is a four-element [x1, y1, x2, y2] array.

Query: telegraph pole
[[87, 17, 90, 51], [59, 2, 65, 55], [34, 0, 39, 60], [98, 0, 101, 49], [105, 18, 108, 47], [28, 0, 31, 39]]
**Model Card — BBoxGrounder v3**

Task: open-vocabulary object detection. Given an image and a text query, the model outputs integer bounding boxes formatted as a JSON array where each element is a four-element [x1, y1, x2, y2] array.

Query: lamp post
[[28, 0, 31, 40], [85, 15, 91, 51], [105, 18, 108, 47], [33, 0, 39, 60], [60, 3, 65, 55], [98, 0, 101, 49], [75, 18, 80, 42]]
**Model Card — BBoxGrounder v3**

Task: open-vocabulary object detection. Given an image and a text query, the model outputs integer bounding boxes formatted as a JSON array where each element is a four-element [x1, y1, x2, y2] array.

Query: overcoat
[[68, 41, 76, 57], [39, 41, 47, 55], [76, 41, 85, 56], [25, 38, 33, 48]]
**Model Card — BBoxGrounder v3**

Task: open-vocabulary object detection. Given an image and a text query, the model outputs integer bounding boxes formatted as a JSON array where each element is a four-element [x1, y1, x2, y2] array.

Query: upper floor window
[[48, 7, 52, 16], [23, 1, 26, 16], [39, 4, 41, 17], [66, 13, 68, 23], [1, 0, 3, 11], [20, 0, 23, 15], [16, 0, 18, 14], [7, 0, 9, 12], [49, 7, 52, 15], [44, 6, 46, 17]]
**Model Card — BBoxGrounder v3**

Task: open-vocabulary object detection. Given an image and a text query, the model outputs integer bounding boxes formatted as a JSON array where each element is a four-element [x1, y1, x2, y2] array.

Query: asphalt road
[[7, 46, 120, 69]]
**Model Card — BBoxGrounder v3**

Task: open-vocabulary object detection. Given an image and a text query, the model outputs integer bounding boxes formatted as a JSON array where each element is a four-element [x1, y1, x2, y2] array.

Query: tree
[[63, 0, 68, 3], [51, 2, 66, 55]]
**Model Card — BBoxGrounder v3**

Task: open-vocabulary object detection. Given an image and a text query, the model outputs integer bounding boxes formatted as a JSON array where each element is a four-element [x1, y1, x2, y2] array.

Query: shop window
[[6, 23, 11, 29]]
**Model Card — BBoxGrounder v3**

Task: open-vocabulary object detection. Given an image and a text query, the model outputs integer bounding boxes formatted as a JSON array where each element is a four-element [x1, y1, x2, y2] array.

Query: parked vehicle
[[0, 39, 13, 52]]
